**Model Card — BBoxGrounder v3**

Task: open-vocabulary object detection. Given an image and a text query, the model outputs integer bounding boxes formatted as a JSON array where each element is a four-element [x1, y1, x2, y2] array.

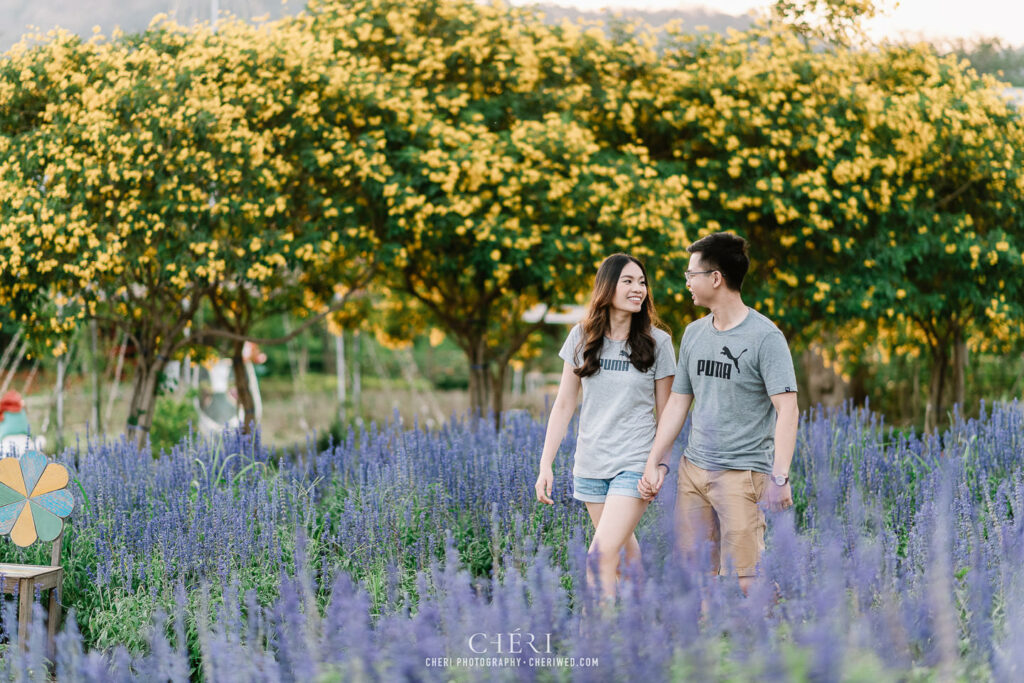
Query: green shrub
[[149, 395, 197, 456]]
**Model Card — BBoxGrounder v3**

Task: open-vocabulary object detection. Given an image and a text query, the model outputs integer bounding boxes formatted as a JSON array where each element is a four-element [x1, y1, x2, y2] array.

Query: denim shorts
[[573, 470, 644, 503]]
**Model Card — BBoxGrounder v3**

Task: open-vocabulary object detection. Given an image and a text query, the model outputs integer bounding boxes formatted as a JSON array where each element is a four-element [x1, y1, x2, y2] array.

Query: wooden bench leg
[[47, 585, 60, 659], [17, 577, 32, 651]]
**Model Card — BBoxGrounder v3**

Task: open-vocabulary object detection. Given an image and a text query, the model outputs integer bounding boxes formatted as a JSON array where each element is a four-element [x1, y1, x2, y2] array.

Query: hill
[[0, 1, 753, 53]]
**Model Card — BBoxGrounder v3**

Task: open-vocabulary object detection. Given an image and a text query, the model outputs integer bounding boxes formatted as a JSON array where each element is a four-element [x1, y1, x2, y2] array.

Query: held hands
[[535, 465, 554, 505], [637, 462, 666, 500]]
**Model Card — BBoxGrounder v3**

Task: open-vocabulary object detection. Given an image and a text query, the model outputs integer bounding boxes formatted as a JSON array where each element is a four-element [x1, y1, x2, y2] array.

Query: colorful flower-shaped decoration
[[0, 451, 74, 547]]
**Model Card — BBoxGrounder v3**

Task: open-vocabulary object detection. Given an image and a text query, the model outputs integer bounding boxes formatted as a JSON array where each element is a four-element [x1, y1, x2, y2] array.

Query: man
[[638, 232, 799, 594]]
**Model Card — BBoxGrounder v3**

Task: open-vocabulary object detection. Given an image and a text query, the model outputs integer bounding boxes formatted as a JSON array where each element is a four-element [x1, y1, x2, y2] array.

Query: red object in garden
[[0, 390, 24, 420]]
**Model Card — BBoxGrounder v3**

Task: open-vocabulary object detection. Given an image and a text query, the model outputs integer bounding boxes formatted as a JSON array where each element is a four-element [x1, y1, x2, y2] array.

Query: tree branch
[[402, 267, 466, 334], [933, 178, 976, 210], [497, 317, 548, 369], [188, 268, 375, 347], [87, 314, 143, 354]]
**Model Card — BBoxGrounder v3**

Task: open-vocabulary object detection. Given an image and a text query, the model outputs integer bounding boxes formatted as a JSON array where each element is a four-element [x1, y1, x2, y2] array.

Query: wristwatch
[[771, 473, 789, 486]]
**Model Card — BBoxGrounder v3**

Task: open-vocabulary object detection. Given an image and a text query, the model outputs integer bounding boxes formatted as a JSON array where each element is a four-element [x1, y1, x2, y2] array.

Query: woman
[[535, 253, 675, 601]]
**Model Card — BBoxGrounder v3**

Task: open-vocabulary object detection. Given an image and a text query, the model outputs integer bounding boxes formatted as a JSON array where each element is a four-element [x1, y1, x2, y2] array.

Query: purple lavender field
[[1, 401, 1023, 681]]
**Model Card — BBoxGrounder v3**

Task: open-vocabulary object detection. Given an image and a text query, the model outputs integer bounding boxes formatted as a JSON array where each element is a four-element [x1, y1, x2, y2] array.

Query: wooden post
[[0, 336, 27, 395], [953, 330, 967, 413], [51, 531, 63, 567], [48, 533, 63, 660], [335, 328, 346, 422], [105, 333, 128, 427], [89, 319, 102, 434], [55, 354, 65, 450], [47, 586, 59, 658], [352, 331, 361, 411], [18, 577, 31, 650], [284, 317, 310, 431], [0, 328, 23, 380], [181, 354, 191, 398]]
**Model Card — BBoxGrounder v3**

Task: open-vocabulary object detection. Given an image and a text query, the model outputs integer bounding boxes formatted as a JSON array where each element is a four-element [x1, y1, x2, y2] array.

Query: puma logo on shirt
[[696, 346, 748, 380], [696, 359, 734, 379], [600, 358, 631, 372], [720, 346, 748, 373]]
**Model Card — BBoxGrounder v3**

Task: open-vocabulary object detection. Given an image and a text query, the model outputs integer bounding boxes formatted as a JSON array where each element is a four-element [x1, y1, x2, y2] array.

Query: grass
[[21, 370, 557, 452]]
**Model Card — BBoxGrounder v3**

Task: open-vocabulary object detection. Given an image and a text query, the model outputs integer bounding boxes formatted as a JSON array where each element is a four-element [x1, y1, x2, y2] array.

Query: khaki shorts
[[675, 456, 767, 577]]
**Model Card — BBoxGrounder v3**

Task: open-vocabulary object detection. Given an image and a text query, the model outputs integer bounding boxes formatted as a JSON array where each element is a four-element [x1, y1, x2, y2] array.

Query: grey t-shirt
[[671, 307, 797, 474], [559, 324, 676, 478]]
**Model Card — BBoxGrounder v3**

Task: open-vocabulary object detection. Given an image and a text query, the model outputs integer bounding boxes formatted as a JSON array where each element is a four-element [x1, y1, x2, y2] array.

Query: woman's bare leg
[[587, 496, 649, 601], [585, 502, 641, 581]]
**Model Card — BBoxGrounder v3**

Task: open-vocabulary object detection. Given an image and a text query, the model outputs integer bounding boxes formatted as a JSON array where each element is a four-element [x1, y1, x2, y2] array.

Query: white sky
[[510, 1, 1024, 46]]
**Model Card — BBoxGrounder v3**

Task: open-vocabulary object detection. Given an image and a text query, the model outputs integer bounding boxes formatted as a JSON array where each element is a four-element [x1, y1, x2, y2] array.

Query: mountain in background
[[0, 0, 291, 52], [524, 3, 754, 33], [4, 2, 1016, 87], [0, 1, 752, 53]]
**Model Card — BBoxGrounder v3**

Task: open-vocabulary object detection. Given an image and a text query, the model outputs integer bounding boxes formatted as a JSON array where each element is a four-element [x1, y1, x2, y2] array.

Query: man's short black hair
[[687, 232, 749, 292]]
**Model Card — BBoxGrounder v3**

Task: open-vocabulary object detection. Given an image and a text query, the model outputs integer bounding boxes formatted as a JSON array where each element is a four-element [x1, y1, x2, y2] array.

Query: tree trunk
[[467, 364, 491, 419], [127, 355, 166, 450], [911, 356, 920, 429], [105, 333, 128, 426], [952, 329, 967, 413], [925, 342, 949, 434], [0, 335, 27, 394], [335, 329, 346, 423], [55, 354, 66, 451], [232, 341, 256, 433], [283, 317, 310, 431], [352, 331, 362, 410], [0, 329, 24, 379], [800, 347, 850, 409], [490, 360, 509, 431], [126, 359, 148, 435], [467, 338, 492, 419], [89, 319, 103, 434], [850, 363, 869, 408], [322, 324, 337, 375]]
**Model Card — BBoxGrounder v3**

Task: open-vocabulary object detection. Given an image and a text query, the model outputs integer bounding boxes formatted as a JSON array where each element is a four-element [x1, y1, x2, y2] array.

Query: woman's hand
[[535, 465, 555, 504], [638, 462, 665, 500]]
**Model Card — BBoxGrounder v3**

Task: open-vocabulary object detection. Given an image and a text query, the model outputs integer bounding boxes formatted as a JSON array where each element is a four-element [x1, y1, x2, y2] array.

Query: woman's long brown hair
[[574, 253, 667, 378]]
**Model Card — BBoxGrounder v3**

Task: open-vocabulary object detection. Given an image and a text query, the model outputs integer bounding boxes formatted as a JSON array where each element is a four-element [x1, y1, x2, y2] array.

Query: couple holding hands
[[535, 232, 800, 599]]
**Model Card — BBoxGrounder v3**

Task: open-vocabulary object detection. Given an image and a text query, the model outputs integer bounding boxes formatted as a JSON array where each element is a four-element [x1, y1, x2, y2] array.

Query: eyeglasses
[[684, 270, 716, 280]]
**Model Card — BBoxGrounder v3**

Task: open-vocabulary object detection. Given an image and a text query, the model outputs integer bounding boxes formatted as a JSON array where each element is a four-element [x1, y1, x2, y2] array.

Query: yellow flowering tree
[[307, 0, 693, 418], [158, 14, 391, 429], [0, 17, 386, 439], [0, 27, 231, 438], [628, 26, 1024, 428], [6, 0, 1019, 435], [0, 32, 101, 358]]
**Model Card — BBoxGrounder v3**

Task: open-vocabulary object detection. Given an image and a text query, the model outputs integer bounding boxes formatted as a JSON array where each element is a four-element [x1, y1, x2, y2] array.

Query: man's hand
[[638, 462, 666, 500], [764, 480, 793, 512]]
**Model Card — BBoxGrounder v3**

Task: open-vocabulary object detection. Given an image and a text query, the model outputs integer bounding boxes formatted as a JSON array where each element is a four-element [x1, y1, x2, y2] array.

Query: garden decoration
[[0, 450, 74, 655], [195, 342, 265, 438], [0, 390, 45, 456]]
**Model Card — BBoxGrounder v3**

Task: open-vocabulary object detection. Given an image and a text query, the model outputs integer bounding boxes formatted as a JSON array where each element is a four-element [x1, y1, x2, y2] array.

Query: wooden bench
[[0, 451, 74, 656], [0, 536, 63, 654]]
